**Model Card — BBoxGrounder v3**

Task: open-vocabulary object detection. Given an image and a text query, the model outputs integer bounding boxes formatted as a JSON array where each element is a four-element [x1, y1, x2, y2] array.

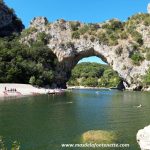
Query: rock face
[[0, 1, 24, 36], [137, 125, 150, 150], [20, 16, 150, 89]]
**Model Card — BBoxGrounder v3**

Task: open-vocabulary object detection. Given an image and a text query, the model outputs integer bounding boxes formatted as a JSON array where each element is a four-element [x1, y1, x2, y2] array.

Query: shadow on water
[[0, 90, 149, 149]]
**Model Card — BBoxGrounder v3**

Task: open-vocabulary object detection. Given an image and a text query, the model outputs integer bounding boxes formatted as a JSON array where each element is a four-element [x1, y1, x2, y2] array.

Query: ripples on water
[[0, 89, 150, 150]]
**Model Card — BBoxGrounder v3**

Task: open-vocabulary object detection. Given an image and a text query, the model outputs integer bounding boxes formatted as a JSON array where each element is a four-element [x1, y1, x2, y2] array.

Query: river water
[[0, 89, 150, 150]]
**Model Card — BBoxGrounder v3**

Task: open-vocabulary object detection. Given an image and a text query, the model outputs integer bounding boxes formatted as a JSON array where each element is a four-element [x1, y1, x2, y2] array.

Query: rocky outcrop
[[0, 1, 24, 37], [137, 125, 150, 150], [20, 15, 150, 89]]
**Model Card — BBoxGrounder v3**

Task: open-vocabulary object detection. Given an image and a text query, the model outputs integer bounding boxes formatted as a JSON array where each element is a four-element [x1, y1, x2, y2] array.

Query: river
[[0, 89, 150, 150]]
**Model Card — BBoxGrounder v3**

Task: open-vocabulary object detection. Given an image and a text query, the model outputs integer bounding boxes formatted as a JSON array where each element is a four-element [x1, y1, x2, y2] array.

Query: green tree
[[29, 76, 36, 85]]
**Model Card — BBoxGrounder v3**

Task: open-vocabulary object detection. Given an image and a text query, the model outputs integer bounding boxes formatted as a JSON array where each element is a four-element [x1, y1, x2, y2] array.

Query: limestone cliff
[[0, 0, 24, 36], [20, 15, 150, 90]]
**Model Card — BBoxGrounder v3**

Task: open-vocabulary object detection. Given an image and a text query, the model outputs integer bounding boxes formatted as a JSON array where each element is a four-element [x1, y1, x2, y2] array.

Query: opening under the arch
[[78, 56, 107, 64], [68, 56, 124, 89]]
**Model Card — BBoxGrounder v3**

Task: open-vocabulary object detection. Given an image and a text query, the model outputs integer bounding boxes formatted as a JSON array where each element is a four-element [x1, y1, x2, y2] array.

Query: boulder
[[137, 125, 150, 150], [82, 130, 117, 144]]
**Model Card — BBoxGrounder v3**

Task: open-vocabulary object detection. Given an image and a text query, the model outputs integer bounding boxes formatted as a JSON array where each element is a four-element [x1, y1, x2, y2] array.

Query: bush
[[130, 31, 143, 45], [115, 47, 123, 56], [21, 27, 37, 37], [145, 48, 150, 61], [29, 76, 36, 85], [66, 42, 74, 49], [120, 31, 128, 39], [98, 29, 119, 46], [37, 32, 51, 44], [143, 68, 150, 85], [79, 25, 89, 35], [90, 36, 95, 42], [70, 22, 80, 31], [144, 17, 150, 26], [130, 52, 144, 65], [8, 8, 15, 15], [98, 32, 109, 45], [72, 31, 80, 39], [102, 19, 123, 31], [127, 13, 150, 27], [88, 23, 100, 31]]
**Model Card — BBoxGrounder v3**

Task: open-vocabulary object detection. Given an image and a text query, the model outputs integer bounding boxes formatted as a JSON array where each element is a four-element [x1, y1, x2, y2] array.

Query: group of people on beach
[[4, 87, 17, 92]]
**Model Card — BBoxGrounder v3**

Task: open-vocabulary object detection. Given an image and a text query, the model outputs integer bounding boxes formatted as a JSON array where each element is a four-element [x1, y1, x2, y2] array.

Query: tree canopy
[[0, 35, 57, 87], [68, 62, 122, 87]]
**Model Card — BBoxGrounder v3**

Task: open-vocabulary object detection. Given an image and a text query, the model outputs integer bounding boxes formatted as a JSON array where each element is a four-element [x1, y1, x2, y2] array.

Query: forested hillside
[[68, 62, 122, 87]]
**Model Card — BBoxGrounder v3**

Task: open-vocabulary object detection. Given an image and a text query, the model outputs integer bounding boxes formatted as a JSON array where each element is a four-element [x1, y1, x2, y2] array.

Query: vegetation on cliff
[[69, 13, 150, 66], [68, 62, 121, 87], [0, 35, 57, 87]]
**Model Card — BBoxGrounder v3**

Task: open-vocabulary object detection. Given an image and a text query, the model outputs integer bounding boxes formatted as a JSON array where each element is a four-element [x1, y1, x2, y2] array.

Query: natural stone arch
[[21, 16, 150, 90], [52, 43, 126, 89]]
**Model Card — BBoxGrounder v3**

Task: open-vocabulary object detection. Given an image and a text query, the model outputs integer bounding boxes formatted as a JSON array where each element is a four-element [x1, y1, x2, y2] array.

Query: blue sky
[[4, 0, 150, 64]]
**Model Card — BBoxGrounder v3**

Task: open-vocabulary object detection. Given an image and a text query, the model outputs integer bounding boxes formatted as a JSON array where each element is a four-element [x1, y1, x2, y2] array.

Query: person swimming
[[137, 104, 142, 108], [134, 104, 142, 108]]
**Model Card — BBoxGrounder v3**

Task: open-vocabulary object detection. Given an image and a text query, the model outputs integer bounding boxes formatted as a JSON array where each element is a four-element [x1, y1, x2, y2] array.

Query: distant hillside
[[68, 62, 122, 88]]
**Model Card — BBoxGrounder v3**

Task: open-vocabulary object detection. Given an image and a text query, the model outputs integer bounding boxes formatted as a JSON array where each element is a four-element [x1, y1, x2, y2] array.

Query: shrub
[[78, 25, 89, 35], [120, 31, 128, 39], [108, 39, 118, 46], [144, 17, 150, 26], [88, 23, 100, 31], [21, 27, 37, 37], [29, 76, 36, 85], [66, 42, 74, 49], [70, 22, 80, 31], [102, 19, 123, 31], [83, 35, 88, 40], [72, 31, 80, 39], [37, 32, 51, 44], [130, 52, 144, 65], [131, 43, 139, 51], [108, 33, 118, 46], [130, 31, 143, 45], [90, 36, 96, 42], [127, 13, 150, 26], [98, 32, 109, 45], [143, 68, 150, 85], [8, 8, 15, 14], [146, 52, 150, 61], [115, 47, 123, 56], [122, 65, 127, 70]]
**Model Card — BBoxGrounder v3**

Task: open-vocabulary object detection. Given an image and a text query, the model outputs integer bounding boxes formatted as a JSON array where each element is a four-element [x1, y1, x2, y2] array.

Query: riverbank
[[67, 86, 118, 90], [0, 84, 64, 98]]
